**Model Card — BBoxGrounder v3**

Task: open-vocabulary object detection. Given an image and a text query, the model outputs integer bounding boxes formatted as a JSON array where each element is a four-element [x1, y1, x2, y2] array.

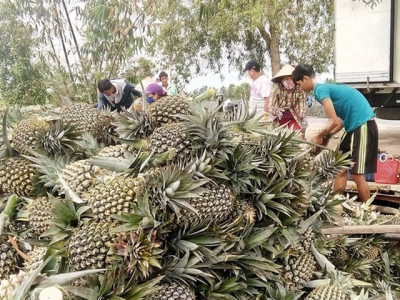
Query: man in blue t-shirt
[[292, 64, 378, 203]]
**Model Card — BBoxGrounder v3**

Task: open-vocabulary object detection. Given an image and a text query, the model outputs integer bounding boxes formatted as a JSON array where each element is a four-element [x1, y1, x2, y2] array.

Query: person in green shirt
[[292, 64, 378, 203], [158, 71, 178, 96]]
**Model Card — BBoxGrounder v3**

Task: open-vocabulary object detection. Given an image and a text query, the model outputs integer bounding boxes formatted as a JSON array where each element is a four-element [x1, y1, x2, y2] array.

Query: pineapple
[[282, 251, 317, 289], [112, 107, 155, 140], [145, 281, 195, 300], [97, 143, 138, 159], [305, 272, 352, 300], [147, 95, 190, 127], [61, 159, 104, 198], [305, 282, 349, 300], [40, 120, 83, 156], [60, 103, 113, 145], [136, 166, 233, 227], [0, 156, 38, 196], [23, 246, 47, 272], [67, 221, 118, 271], [0, 236, 20, 280], [149, 123, 192, 161], [11, 115, 50, 155], [28, 197, 53, 236], [87, 176, 140, 221]]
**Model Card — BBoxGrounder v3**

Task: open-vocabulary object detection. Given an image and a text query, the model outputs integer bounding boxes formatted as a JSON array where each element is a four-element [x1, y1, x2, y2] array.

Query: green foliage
[[0, 1, 49, 106], [148, 0, 334, 81]]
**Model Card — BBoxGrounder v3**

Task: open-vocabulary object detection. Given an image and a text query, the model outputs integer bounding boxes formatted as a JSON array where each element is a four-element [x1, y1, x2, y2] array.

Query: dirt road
[[305, 117, 400, 158]]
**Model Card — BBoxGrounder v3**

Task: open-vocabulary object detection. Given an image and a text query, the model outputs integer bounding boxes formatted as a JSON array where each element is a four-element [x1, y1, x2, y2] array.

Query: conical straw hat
[[271, 64, 295, 83]]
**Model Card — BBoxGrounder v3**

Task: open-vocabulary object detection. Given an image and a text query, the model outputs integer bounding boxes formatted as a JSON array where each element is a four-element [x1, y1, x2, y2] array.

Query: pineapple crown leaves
[[65, 271, 164, 300], [45, 195, 90, 246], [216, 145, 270, 195], [136, 165, 210, 220], [108, 230, 163, 280], [256, 131, 301, 177], [313, 149, 352, 182], [40, 120, 84, 157], [89, 148, 175, 176], [199, 276, 248, 299], [222, 100, 267, 133], [112, 106, 155, 140], [178, 102, 233, 159], [23, 152, 73, 193], [0, 194, 19, 235], [74, 132, 103, 159], [161, 251, 215, 286], [265, 282, 304, 300]]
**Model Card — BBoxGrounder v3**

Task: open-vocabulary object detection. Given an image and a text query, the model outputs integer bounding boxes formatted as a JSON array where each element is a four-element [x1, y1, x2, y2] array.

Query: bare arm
[[312, 98, 343, 144], [263, 97, 270, 112]]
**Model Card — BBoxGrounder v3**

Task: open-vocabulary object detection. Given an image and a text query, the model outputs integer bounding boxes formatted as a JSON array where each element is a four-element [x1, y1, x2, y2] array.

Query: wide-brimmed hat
[[271, 64, 295, 83]]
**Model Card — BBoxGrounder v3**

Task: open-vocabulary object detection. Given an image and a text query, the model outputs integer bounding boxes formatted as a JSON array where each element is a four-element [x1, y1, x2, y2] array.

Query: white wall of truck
[[334, 0, 400, 118]]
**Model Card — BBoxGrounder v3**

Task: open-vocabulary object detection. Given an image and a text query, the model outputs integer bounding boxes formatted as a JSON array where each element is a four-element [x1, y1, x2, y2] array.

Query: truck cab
[[334, 0, 400, 119]]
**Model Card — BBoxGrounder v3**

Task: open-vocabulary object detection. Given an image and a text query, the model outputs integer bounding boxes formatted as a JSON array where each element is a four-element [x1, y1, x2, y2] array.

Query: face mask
[[146, 96, 155, 104], [282, 79, 295, 90]]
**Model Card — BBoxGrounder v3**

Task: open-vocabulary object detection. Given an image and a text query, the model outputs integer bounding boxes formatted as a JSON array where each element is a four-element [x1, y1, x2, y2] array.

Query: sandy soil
[[305, 117, 400, 158]]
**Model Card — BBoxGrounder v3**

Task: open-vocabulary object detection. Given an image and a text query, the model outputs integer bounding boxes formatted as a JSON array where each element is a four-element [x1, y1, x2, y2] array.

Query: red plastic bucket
[[374, 153, 400, 184]]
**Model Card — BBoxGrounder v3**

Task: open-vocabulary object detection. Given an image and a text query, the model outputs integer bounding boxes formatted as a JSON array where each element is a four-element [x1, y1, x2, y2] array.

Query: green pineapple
[[97, 143, 138, 159], [147, 95, 190, 127], [305, 272, 352, 300], [0, 236, 20, 280], [61, 159, 104, 198], [0, 156, 38, 196], [87, 175, 141, 221], [11, 115, 50, 155], [67, 221, 119, 271], [145, 281, 195, 300], [282, 251, 317, 289], [27, 196, 53, 236], [60, 103, 113, 145], [149, 123, 192, 161]]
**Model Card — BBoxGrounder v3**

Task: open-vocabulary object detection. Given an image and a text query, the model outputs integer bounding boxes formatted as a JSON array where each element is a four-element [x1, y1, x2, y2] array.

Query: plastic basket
[[374, 153, 400, 184]]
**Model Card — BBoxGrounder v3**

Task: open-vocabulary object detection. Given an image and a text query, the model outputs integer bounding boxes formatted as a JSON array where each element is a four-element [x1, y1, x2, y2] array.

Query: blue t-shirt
[[313, 83, 375, 132]]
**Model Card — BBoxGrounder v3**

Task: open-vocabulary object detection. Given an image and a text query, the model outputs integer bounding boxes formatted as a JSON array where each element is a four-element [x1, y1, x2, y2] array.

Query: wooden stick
[[321, 225, 400, 235], [383, 233, 400, 241], [371, 205, 399, 215]]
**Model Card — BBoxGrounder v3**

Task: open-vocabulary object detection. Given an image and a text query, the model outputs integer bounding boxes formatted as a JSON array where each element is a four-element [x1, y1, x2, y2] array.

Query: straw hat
[[271, 64, 295, 83]]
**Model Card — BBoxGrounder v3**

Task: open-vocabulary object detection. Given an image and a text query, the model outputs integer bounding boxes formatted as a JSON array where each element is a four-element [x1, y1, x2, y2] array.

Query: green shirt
[[313, 83, 375, 132]]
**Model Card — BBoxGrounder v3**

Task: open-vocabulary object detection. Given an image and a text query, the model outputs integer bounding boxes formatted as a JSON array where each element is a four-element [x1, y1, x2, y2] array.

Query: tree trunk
[[257, 24, 281, 76], [269, 23, 281, 76]]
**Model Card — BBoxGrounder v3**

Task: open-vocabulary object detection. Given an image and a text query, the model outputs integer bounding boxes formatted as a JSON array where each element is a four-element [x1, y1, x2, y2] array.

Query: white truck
[[334, 0, 400, 119]]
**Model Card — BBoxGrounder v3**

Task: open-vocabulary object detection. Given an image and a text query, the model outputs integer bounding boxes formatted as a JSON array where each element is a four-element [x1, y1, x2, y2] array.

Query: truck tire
[[375, 107, 400, 120]]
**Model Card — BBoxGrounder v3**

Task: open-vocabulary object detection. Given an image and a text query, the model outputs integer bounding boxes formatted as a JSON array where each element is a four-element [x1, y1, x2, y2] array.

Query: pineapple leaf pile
[[0, 98, 399, 299]]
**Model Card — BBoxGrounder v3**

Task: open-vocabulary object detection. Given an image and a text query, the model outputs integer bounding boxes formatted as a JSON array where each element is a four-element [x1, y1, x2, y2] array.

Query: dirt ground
[[305, 117, 400, 158]]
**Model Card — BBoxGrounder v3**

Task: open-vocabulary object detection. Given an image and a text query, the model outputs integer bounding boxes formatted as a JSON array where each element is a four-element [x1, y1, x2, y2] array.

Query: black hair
[[159, 71, 168, 79], [292, 64, 316, 82], [98, 79, 113, 93]]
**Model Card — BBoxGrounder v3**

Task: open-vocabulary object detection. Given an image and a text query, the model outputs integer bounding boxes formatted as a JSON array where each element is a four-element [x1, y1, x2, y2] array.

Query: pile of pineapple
[[0, 96, 399, 300]]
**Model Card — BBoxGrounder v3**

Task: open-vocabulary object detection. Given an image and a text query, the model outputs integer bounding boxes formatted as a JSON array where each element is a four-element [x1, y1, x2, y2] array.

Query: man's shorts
[[339, 120, 378, 174]]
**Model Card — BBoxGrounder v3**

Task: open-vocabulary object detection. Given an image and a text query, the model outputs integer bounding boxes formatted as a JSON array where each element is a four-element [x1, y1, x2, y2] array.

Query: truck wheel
[[375, 107, 400, 120]]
